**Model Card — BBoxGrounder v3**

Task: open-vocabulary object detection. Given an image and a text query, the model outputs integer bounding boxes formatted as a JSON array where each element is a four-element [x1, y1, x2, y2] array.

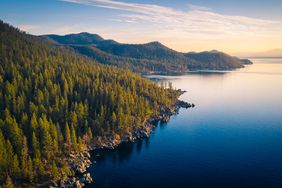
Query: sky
[[1, 0, 282, 54]]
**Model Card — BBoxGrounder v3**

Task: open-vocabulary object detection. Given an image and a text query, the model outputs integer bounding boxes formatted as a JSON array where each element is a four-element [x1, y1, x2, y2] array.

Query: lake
[[86, 58, 282, 188]]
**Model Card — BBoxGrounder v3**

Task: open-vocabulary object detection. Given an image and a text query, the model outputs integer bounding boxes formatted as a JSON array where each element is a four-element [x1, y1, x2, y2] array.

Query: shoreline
[[50, 90, 194, 188]]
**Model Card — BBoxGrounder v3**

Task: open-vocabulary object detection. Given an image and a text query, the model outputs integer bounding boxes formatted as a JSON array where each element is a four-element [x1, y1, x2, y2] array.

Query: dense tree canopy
[[0, 20, 180, 186]]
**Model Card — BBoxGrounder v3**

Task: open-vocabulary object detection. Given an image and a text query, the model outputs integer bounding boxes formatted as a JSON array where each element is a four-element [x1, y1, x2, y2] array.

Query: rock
[[56, 176, 78, 188], [74, 180, 82, 188], [77, 163, 86, 173], [58, 178, 66, 187], [72, 177, 77, 183], [81, 173, 93, 184], [176, 100, 192, 108], [44, 180, 58, 188], [84, 152, 90, 158], [69, 154, 76, 158], [175, 100, 195, 108]]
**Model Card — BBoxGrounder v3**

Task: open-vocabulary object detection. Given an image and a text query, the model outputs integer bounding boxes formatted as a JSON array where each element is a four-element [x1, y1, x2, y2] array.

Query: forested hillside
[[185, 51, 252, 70], [0, 21, 180, 186], [69, 44, 186, 73], [43, 33, 252, 73]]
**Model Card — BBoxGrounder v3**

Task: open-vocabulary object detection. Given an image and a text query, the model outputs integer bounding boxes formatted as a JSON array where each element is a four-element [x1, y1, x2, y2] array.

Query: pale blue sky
[[1, 0, 282, 53]]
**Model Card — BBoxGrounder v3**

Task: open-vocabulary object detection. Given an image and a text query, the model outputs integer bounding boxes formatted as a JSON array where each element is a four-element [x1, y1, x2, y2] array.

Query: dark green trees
[[0, 20, 180, 186]]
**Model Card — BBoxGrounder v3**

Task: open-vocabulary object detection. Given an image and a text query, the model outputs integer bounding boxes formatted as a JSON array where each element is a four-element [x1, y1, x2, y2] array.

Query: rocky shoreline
[[51, 91, 194, 188]]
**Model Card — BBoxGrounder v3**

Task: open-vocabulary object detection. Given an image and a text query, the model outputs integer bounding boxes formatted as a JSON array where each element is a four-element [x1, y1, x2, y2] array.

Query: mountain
[[0, 20, 182, 186], [68, 44, 176, 73], [185, 50, 252, 70], [42, 33, 252, 74], [238, 49, 282, 58], [44, 32, 105, 45]]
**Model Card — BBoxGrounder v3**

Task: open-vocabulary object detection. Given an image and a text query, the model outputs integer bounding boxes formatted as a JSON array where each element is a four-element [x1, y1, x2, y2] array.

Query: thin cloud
[[187, 4, 212, 11], [60, 0, 282, 38]]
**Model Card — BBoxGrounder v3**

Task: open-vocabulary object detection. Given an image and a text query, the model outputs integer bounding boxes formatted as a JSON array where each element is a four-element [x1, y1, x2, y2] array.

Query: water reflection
[[92, 136, 152, 165]]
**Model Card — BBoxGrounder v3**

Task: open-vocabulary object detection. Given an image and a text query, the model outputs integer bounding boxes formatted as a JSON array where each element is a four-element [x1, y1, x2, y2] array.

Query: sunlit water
[[86, 58, 282, 188]]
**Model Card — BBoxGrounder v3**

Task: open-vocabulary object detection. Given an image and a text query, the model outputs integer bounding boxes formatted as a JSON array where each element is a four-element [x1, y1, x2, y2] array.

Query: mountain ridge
[[235, 49, 282, 58], [42, 33, 252, 74]]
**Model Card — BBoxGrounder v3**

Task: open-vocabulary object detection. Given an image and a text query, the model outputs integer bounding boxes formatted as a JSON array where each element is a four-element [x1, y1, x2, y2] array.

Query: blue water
[[86, 58, 282, 188]]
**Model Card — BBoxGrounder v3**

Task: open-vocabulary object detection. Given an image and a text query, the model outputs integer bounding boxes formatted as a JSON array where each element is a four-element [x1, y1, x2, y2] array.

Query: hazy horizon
[[1, 0, 281, 55], [42, 31, 282, 57]]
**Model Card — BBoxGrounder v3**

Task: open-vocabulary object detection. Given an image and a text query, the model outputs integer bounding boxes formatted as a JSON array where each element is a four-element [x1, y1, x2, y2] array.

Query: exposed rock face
[[54, 151, 93, 188], [55, 172, 93, 188], [68, 151, 92, 173]]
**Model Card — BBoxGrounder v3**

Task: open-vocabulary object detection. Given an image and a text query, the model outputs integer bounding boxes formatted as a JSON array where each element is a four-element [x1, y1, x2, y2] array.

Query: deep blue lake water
[[86, 58, 282, 188]]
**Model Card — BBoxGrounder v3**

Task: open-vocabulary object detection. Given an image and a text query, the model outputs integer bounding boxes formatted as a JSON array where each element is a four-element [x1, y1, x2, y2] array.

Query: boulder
[[74, 180, 82, 188], [81, 173, 93, 184]]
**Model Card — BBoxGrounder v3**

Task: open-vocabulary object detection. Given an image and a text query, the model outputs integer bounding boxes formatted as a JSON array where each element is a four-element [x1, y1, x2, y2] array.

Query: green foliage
[[3, 176, 14, 188], [50, 161, 60, 181], [0, 20, 180, 185]]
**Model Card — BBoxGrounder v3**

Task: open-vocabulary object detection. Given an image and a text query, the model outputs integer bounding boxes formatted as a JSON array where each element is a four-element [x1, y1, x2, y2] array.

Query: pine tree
[[31, 132, 41, 158], [0, 130, 6, 177], [111, 112, 117, 127], [70, 125, 77, 150], [30, 113, 38, 131], [3, 175, 14, 188], [33, 158, 44, 181], [64, 123, 71, 149], [11, 154, 20, 177], [50, 161, 60, 181], [27, 156, 34, 182], [5, 140, 14, 174], [20, 137, 28, 179]]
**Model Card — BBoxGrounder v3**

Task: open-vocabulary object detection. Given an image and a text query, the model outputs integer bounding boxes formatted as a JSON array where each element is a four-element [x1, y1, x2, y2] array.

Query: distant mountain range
[[237, 49, 282, 58], [41, 33, 252, 74]]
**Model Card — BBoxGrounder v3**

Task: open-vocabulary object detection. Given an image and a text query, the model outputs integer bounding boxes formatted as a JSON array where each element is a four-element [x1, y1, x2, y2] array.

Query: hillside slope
[[43, 33, 252, 73], [185, 51, 252, 70]]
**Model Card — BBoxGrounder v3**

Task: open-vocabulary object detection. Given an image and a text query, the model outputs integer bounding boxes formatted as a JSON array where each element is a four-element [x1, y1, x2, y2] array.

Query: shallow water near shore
[[86, 58, 282, 188]]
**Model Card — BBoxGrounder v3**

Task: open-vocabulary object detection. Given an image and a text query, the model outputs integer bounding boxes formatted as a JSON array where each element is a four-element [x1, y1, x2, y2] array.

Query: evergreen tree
[[31, 132, 41, 158], [50, 161, 60, 181], [11, 155, 20, 178], [64, 123, 71, 149], [70, 125, 77, 149], [27, 157, 34, 182], [3, 175, 14, 188]]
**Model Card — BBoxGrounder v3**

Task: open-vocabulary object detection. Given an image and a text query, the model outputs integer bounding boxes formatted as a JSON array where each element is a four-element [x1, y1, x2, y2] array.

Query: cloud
[[60, 0, 282, 38], [187, 4, 211, 11]]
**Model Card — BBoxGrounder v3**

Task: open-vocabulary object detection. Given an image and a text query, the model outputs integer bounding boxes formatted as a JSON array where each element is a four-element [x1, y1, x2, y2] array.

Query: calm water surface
[[86, 58, 282, 188]]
